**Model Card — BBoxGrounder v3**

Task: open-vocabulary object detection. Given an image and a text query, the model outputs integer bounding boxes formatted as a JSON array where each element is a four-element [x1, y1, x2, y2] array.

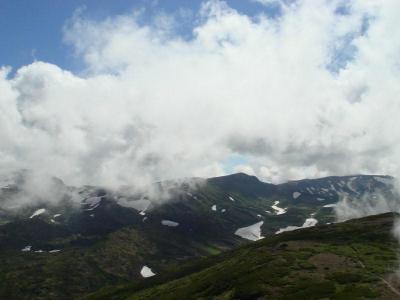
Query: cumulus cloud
[[1, 0, 400, 189]]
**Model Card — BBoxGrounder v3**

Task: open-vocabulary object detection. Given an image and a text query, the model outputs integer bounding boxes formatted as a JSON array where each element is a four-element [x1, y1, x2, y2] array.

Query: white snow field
[[234, 221, 264, 241], [140, 266, 156, 278]]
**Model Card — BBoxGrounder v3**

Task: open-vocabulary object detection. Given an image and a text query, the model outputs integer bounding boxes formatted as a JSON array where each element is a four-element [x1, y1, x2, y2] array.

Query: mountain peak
[[209, 172, 261, 183]]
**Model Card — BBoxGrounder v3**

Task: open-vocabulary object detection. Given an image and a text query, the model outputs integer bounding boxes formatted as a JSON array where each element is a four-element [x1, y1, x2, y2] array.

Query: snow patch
[[21, 245, 31, 252], [303, 218, 318, 227], [229, 196, 235, 201], [186, 192, 198, 199], [211, 204, 217, 211], [161, 220, 179, 227], [275, 217, 318, 234], [29, 208, 46, 219], [275, 226, 299, 234], [221, 209, 226, 213], [271, 201, 287, 215], [83, 196, 102, 210], [140, 266, 156, 278], [323, 204, 337, 208], [53, 214, 61, 218], [49, 249, 61, 253], [234, 221, 264, 241], [292, 192, 301, 199]]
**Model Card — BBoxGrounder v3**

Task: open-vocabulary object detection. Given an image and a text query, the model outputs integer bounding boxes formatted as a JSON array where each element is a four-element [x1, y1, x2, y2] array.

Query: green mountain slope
[[0, 173, 396, 299], [84, 213, 400, 300]]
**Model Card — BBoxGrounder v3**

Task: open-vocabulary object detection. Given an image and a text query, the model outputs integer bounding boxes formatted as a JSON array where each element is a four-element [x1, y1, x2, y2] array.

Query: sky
[[1, 0, 400, 188], [0, 0, 279, 71]]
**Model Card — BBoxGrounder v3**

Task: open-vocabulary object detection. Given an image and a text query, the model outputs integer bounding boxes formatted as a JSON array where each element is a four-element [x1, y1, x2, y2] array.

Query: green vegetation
[[84, 213, 400, 300]]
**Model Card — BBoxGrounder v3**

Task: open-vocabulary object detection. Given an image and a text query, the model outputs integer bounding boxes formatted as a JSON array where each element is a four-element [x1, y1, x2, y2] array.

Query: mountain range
[[0, 172, 397, 299]]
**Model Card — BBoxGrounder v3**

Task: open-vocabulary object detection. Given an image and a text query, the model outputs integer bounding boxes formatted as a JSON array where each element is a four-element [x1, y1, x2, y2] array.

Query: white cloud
[[251, 0, 281, 6], [233, 165, 256, 176], [1, 0, 400, 188]]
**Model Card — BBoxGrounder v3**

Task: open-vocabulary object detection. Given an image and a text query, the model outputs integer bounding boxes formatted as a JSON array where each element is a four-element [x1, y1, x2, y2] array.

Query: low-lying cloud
[[335, 192, 400, 222], [1, 0, 400, 189]]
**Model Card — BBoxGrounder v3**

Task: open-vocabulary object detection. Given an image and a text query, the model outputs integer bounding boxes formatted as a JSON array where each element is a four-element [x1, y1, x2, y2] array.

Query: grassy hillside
[[84, 213, 400, 300]]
